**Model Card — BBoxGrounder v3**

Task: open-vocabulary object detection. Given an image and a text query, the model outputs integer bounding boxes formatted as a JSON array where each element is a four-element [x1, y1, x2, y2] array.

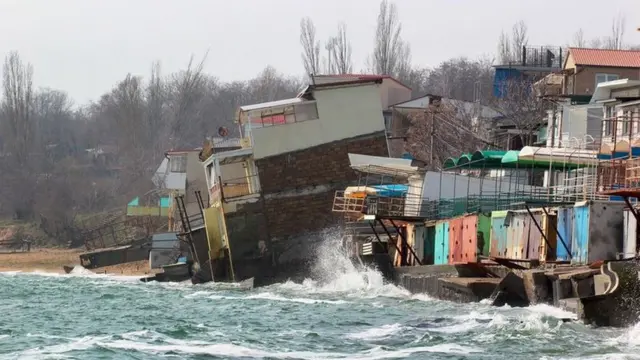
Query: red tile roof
[[568, 47, 640, 68], [314, 74, 412, 90]]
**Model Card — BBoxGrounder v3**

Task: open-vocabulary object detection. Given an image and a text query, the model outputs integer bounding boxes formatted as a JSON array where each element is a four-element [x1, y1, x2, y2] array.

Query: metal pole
[[369, 219, 402, 259], [430, 110, 435, 170], [540, 206, 571, 260], [523, 203, 553, 256], [389, 219, 423, 266]]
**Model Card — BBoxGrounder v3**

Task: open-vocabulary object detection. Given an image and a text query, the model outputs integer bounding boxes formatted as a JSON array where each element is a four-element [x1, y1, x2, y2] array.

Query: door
[[572, 205, 589, 264], [556, 207, 573, 261]]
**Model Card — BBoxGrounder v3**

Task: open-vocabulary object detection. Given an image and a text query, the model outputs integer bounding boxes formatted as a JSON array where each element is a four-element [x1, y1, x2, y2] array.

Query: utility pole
[[427, 95, 442, 170]]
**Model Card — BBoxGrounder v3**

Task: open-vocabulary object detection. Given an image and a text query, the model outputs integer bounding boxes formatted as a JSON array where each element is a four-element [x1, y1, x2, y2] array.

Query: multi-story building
[[199, 77, 391, 284]]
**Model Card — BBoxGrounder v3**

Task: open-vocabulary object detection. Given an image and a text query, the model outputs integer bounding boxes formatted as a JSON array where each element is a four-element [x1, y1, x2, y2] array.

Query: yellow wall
[[203, 204, 229, 259]]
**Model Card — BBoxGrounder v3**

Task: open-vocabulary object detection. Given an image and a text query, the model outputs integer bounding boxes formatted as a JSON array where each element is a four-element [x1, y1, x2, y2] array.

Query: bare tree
[[489, 79, 551, 148], [300, 17, 321, 76], [328, 23, 353, 74], [497, 21, 528, 64], [323, 38, 336, 74], [0, 52, 38, 219], [166, 53, 208, 147], [604, 14, 626, 50], [2, 52, 34, 165], [404, 101, 491, 169], [372, 0, 409, 77], [571, 29, 586, 47]]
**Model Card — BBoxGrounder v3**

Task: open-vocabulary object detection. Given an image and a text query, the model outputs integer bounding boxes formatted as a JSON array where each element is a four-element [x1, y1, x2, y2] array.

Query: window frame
[[595, 73, 620, 86]]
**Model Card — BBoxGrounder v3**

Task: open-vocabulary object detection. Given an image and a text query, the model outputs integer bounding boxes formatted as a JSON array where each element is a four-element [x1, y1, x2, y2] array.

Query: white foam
[[347, 323, 404, 340], [245, 292, 348, 305], [613, 322, 640, 347], [526, 304, 578, 320], [68, 266, 94, 276], [9, 335, 110, 359], [98, 339, 483, 359], [267, 231, 413, 301]]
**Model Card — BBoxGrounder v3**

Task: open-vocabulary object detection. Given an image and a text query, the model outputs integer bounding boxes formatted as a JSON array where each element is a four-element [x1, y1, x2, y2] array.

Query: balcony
[[221, 174, 260, 200], [495, 46, 564, 70], [237, 98, 320, 149], [239, 98, 319, 128]]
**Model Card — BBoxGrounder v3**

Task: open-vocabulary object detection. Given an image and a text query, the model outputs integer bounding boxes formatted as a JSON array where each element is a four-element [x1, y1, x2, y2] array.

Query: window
[[169, 155, 187, 173], [622, 110, 631, 135], [604, 106, 614, 136], [383, 112, 392, 132], [249, 102, 319, 128], [595, 73, 619, 86]]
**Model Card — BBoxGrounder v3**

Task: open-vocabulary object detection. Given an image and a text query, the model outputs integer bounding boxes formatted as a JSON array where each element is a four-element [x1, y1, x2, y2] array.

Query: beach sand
[[0, 248, 159, 276]]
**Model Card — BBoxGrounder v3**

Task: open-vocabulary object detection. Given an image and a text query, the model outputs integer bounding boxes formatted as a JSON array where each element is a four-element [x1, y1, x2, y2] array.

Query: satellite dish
[[218, 126, 229, 137]]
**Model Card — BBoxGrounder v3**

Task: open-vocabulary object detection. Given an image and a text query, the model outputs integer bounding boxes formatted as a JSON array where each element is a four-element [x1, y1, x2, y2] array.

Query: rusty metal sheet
[[506, 213, 525, 259], [539, 211, 558, 262], [524, 212, 543, 261], [448, 217, 464, 264], [461, 214, 479, 263]]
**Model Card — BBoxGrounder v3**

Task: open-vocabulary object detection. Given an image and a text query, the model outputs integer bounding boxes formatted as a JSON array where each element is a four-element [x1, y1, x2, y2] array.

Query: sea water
[[1, 238, 639, 359]]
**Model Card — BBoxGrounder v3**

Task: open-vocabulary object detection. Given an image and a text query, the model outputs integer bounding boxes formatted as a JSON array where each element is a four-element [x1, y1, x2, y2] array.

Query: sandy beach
[[0, 248, 159, 276]]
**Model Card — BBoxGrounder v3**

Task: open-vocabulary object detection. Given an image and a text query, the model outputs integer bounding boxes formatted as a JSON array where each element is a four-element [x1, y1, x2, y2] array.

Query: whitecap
[[245, 292, 348, 305], [98, 339, 483, 359], [347, 323, 404, 340]]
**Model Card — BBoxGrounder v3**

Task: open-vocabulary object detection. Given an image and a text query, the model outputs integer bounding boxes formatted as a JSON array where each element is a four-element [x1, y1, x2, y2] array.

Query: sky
[[0, 0, 638, 104]]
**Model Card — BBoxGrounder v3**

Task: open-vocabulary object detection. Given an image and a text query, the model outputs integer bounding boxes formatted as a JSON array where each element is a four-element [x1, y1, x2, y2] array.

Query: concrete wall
[[381, 80, 412, 110], [572, 66, 640, 95], [548, 104, 603, 147], [216, 133, 389, 282], [251, 83, 385, 160], [587, 201, 624, 263], [185, 152, 208, 205]]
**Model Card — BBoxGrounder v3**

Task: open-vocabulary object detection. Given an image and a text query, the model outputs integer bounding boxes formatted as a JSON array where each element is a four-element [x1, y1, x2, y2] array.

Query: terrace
[[237, 97, 320, 148], [203, 147, 261, 207]]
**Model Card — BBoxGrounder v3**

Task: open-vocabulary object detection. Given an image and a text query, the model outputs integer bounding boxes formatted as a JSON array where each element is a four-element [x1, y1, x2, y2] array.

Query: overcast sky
[[0, 0, 638, 104]]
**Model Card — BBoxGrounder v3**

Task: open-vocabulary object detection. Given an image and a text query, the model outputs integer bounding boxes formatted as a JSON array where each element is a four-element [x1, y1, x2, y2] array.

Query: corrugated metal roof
[[239, 97, 303, 112], [313, 74, 411, 90], [590, 79, 640, 103], [569, 48, 640, 68]]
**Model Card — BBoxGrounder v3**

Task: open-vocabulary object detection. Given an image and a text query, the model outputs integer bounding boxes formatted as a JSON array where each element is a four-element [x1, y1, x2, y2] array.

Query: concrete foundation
[[394, 260, 640, 328]]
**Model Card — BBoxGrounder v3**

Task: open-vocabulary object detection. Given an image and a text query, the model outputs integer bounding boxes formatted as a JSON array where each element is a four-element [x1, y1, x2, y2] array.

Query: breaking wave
[[3, 232, 640, 359]]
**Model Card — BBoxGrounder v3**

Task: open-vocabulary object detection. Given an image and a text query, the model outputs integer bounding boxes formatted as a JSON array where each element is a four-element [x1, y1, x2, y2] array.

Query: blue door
[[434, 222, 450, 265], [556, 207, 573, 261], [572, 205, 589, 264]]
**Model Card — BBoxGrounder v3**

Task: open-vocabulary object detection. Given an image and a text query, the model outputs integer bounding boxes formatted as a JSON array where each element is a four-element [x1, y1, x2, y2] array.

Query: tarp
[[372, 184, 408, 198]]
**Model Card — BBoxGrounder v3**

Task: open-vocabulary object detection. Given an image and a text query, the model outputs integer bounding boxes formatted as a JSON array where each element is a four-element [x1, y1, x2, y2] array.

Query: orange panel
[[448, 217, 464, 264], [461, 215, 479, 263]]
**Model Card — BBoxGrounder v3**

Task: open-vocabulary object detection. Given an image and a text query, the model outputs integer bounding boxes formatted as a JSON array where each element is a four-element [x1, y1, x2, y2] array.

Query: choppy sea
[[1, 239, 640, 359]]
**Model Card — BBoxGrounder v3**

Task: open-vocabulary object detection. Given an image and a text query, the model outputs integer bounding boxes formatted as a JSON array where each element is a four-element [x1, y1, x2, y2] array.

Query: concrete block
[[523, 270, 551, 305], [552, 278, 573, 306], [593, 274, 611, 295]]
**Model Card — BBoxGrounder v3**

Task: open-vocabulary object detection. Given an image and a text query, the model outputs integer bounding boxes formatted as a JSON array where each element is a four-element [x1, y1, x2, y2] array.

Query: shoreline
[[0, 248, 159, 277]]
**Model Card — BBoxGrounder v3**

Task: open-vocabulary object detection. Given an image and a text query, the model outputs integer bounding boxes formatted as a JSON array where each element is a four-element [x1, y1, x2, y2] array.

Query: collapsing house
[[193, 77, 397, 285]]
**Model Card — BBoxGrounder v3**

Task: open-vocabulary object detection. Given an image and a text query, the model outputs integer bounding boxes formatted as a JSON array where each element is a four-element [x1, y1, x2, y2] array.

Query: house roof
[[313, 74, 412, 91], [390, 94, 503, 119], [590, 79, 640, 103], [567, 47, 640, 68], [239, 97, 303, 113]]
